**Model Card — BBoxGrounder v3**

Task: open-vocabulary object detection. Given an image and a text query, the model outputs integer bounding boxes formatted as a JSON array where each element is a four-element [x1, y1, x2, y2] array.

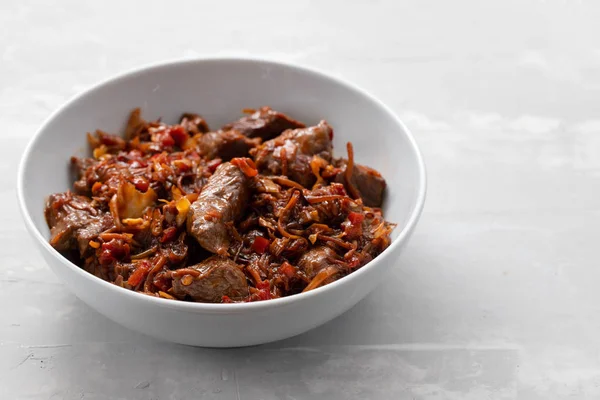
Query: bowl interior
[[21, 59, 424, 255]]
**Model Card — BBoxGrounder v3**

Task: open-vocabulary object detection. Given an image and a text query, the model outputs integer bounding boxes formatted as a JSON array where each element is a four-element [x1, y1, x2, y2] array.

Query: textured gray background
[[2, 0, 600, 398]]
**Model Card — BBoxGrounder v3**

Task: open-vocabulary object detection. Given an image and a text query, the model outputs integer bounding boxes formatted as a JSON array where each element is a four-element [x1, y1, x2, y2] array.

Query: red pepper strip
[[160, 226, 178, 243], [251, 236, 270, 254], [256, 280, 271, 300], [278, 262, 295, 278], [348, 212, 365, 225]]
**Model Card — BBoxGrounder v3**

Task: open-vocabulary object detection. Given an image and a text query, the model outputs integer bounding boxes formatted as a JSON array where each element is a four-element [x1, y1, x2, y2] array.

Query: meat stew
[[44, 107, 394, 303]]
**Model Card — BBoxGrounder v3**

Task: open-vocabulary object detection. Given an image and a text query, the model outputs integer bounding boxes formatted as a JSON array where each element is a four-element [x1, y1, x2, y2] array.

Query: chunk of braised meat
[[71, 156, 96, 179], [172, 256, 249, 302], [124, 108, 149, 140], [71, 156, 97, 193], [196, 130, 260, 161], [297, 246, 344, 292], [222, 106, 305, 140], [297, 246, 339, 279], [187, 162, 250, 255], [335, 161, 387, 208], [250, 121, 333, 187], [179, 113, 210, 135], [45, 192, 113, 256]]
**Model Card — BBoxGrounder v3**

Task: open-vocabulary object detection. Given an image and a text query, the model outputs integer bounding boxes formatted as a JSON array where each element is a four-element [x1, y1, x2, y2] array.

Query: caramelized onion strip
[[344, 142, 361, 199], [302, 266, 339, 292]]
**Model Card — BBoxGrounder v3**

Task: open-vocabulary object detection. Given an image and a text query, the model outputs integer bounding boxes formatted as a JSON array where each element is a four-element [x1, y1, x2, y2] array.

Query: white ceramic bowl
[[17, 58, 426, 347]]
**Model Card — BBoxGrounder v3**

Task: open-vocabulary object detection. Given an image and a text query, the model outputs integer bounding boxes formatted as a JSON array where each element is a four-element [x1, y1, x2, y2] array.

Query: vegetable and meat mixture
[[44, 107, 394, 303]]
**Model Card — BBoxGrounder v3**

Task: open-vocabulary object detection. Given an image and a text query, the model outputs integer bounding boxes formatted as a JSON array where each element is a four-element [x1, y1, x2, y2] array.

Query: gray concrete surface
[[2, 0, 600, 398]]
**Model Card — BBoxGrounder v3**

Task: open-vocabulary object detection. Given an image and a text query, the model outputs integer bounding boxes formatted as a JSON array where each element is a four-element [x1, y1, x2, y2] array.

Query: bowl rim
[[17, 56, 427, 314]]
